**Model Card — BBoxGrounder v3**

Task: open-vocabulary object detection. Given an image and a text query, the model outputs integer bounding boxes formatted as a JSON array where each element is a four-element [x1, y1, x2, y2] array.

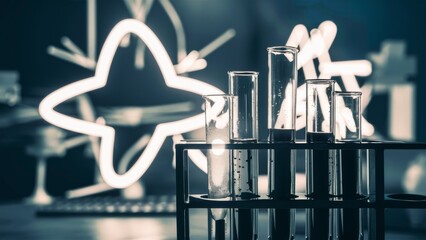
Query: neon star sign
[[39, 19, 223, 188]]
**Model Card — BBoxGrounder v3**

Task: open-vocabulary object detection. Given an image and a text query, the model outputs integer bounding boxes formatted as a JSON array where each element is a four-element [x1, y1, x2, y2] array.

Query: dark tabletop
[[0, 203, 425, 239]]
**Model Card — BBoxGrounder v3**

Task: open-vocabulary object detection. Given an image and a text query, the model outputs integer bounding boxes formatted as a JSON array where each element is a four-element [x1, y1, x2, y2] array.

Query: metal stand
[[175, 141, 426, 240]]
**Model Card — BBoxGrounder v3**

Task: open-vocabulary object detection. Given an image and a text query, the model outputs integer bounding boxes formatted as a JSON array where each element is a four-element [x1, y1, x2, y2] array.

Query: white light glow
[[404, 164, 423, 192], [76, 95, 101, 162], [315, 22, 374, 137], [174, 28, 236, 74], [286, 20, 375, 136], [118, 133, 151, 174], [61, 36, 86, 56], [286, 24, 318, 78], [362, 118, 375, 136], [175, 50, 200, 74], [39, 19, 223, 189], [342, 107, 357, 132], [186, 59, 207, 73], [368, 40, 416, 140], [47, 46, 95, 70], [310, 29, 326, 57], [172, 134, 207, 173], [87, 0, 96, 61], [215, 110, 230, 130], [187, 148, 207, 173], [205, 96, 228, 129], [211, 139, 226, 156], [389, 84, 416, 141], [159, 0, 187, 62], [319, 60, 372, 77], [360, 83, 373, 111], [403, 155, 426, 195], [122, 0, 154, 69], [198, 29, 236, 58], [274, 82, 294, 129], [66, 182, 112, 199], [336, 106, 358, 139], [335, 107, 345, 139]]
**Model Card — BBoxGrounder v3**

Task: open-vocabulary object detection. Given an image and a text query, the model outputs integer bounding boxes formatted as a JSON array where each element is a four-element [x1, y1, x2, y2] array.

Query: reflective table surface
[[0, 203, 424, 239]]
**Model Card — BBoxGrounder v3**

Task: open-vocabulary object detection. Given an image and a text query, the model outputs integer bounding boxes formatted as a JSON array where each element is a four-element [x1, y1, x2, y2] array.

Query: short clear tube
[[305, 79, 335, 240], [333, 91, 363, 240]]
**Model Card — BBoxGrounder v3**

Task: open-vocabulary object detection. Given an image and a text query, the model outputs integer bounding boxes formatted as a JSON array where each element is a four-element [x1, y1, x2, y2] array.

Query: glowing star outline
[[39, 19, 223, 189]]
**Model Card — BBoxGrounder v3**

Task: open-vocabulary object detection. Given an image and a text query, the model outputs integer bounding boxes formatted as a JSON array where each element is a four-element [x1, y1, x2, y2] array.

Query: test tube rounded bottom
[[209, 209, 229, 240]]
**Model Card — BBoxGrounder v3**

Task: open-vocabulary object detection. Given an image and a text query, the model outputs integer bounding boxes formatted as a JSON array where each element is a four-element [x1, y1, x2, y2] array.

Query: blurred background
[[0, 0, 425, 236]]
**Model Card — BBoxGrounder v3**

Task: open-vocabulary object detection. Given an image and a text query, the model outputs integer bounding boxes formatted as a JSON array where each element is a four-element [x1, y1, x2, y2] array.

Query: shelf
[[384, 194, 426, 208], [185, 194, 373, 209], [175, 141, 426, 151], [181, 194, 426, 209], [175, 141, 426, 240]]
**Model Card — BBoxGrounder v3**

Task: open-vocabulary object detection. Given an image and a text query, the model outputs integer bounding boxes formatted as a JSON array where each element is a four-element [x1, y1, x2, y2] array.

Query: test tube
[[228, 71, 258, 240], [267, 46, 298, 240], [204, 94, 233, 240], [305, 79, 335, 240], [333, 91, 363, 240]]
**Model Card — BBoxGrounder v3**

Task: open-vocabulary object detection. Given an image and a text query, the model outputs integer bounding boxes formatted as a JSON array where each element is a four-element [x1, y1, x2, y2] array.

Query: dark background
[[0, 0, 425, 200]]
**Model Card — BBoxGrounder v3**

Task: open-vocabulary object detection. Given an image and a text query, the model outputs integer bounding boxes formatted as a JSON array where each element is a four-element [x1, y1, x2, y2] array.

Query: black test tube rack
[[175, 141, 426, 240]]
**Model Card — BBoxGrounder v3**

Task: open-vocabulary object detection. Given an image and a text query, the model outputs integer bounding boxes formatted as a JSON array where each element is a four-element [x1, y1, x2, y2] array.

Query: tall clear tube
[[333, 91, 363, 240], [267, 46, 298, 240], [228, 71, 259, 240], [305, 79, 335, 240], [204, 94, 233, 240]]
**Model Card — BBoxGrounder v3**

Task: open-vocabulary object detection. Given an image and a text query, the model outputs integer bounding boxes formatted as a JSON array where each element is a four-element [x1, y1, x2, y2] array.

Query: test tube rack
[[175, 141, 426, 240]]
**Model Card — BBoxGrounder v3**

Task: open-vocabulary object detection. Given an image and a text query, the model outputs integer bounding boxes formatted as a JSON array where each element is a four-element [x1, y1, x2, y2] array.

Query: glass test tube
[[267, 46, 298, 240], [305, 79, 335, 240], [229, 71, 259, 240], [204, 94, 233, 240], [333, 91, 363, 240]]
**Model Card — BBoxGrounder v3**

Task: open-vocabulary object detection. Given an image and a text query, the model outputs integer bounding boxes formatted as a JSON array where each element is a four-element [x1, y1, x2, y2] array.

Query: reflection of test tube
[[267, 46, 298, 240], [305, 79, 335, 240], [204, 94, 232, 240], [229, 71, 258, 240], [333, 91, 363, 240]]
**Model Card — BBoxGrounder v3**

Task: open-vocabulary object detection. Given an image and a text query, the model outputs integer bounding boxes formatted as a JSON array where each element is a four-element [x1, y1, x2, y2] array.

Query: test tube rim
[[305, 79, 336, 84], [202, 94, 233, 99], [334, 91, 362, 96], [267, 45, 299, 54], [227, 71, 259, 77]]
